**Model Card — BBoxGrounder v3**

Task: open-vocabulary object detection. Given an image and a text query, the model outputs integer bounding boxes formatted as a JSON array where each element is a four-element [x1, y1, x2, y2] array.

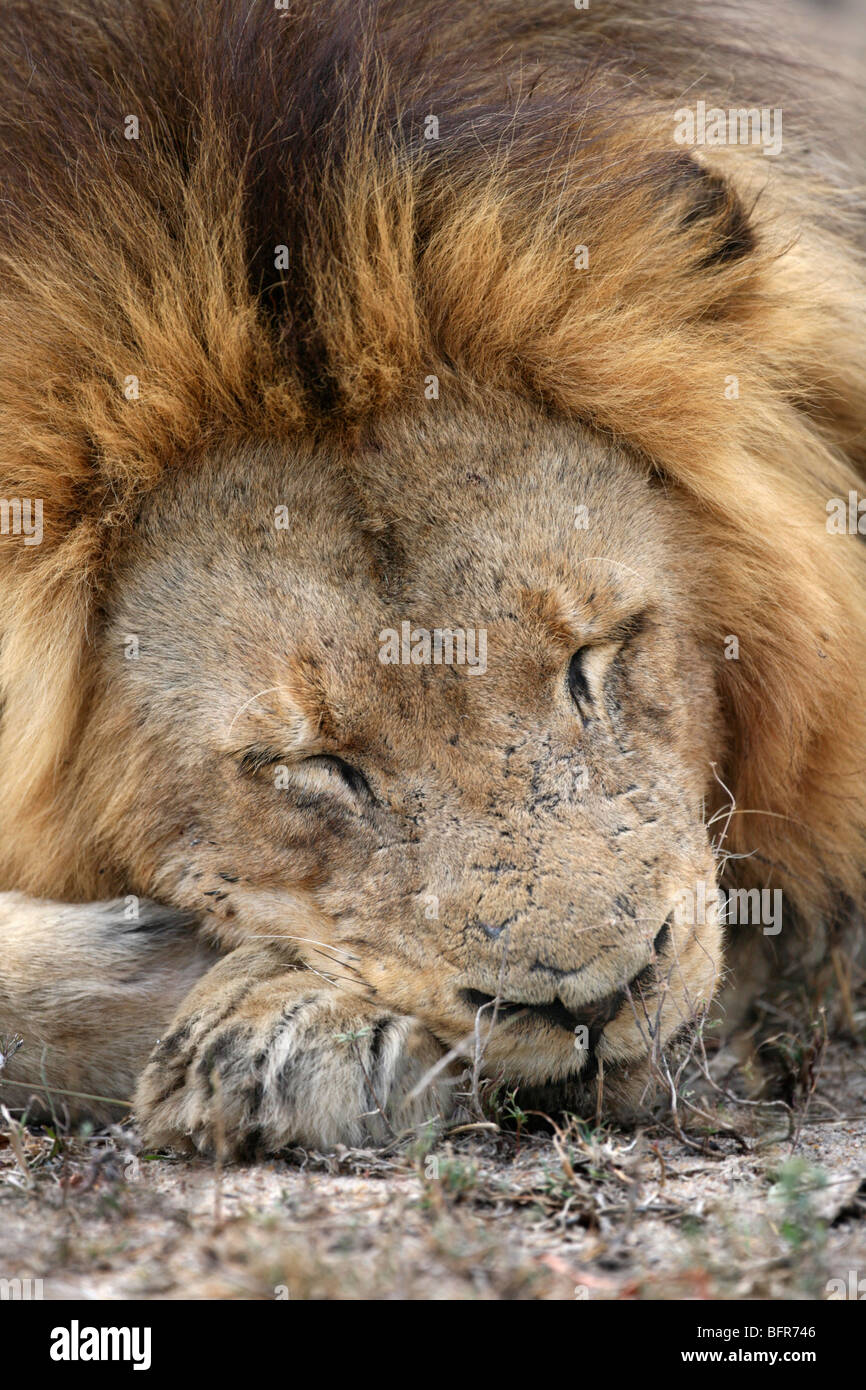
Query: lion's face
[[87, 403, 724, 1096]]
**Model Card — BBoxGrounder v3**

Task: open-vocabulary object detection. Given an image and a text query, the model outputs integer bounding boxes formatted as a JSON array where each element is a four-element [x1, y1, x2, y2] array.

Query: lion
[[0, 0, 863, 1156]]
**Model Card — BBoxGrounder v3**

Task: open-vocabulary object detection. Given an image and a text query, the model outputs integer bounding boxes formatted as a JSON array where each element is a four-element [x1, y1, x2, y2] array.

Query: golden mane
[[0, 0, 864, 939]]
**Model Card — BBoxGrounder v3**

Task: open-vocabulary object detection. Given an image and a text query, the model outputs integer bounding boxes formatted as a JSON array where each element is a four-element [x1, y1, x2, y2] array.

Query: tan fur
[[0, 895, 215, 1122], [0, 0, 863, 1153]]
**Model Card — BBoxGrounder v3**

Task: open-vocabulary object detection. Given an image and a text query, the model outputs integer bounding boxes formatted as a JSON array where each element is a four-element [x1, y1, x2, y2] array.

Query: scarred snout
[[454, 902, 721, 1088], [409, 800, 724, 1088], [461, 913, 673, 1049]]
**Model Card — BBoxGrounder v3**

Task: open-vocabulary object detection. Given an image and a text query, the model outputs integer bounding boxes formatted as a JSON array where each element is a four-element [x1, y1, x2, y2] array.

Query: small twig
[[470, 930, 512, 1117], [594, 1057, 604, 1127], [0, 1078, 132, 1109], [0, 1103, 33, 1188]]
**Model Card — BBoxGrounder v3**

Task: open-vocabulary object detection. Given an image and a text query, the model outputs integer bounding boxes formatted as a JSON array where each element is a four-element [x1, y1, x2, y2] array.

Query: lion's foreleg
[[0, 892, 214, 1123]]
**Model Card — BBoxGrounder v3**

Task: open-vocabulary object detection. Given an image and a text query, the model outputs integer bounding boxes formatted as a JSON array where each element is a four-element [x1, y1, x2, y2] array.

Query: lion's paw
[[135, 965, 452, 1155]]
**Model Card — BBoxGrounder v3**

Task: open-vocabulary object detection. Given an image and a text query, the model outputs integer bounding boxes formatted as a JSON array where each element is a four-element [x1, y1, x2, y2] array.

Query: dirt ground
[[1, 1024, 864, 1301]]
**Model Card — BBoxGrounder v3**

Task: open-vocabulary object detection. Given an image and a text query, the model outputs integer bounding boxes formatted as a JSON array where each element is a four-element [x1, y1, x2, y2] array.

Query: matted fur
[[0, 0, 864, 1143]]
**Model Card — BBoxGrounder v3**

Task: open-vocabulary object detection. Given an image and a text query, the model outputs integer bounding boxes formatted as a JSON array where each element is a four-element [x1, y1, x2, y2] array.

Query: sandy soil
[[1, 1031, 864, 1301]]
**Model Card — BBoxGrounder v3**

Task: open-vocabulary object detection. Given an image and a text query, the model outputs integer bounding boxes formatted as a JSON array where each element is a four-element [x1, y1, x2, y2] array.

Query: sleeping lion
[[0, 0, 863, 1155]]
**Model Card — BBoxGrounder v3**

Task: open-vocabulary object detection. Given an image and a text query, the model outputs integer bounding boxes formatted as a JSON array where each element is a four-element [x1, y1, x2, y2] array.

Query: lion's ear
[[670, 156, 757, 270]]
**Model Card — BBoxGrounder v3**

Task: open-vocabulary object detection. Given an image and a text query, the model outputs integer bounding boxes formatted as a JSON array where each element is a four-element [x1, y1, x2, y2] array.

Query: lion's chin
[[503, 1054, 662, 1125]]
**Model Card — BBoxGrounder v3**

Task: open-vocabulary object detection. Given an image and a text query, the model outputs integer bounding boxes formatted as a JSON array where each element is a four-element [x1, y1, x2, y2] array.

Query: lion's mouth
[[459, 919, 670, 1052]]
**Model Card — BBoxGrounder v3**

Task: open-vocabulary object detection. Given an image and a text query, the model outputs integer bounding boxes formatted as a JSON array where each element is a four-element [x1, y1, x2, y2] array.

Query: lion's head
[[63, 403, 720, 1098]]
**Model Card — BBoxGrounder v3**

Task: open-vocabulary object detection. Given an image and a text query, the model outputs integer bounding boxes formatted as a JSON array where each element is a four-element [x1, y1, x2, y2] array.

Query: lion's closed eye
[[237, 746, 374, 802], [568, 612, 649, 715], [304, 755, 374, 801], [567, 647, 593, 711], [568, 645, 617, 716]]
